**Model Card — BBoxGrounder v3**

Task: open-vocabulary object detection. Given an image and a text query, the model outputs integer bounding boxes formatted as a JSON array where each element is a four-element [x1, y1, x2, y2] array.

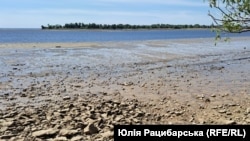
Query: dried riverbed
[[0, 37, 250, 140]]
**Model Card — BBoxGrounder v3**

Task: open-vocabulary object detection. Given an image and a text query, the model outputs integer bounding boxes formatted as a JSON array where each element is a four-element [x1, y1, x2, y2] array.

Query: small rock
[[114, 115, 123, 122], [221, 93, 229, 97], [71, 136, 83, 141], [245, 118, 250, 123], [29, 94, 36, 98], [140, 83, 146, 87], [2, 121, 14, 127], [134, 112, 144, 117], [0, 134, 16, 139], [246, 108, 250, 114], [196, 95, 204, 99], [101, 131, 113, 139], [9, 136, 25, 141], [175, 111, 184, 116], [211, 106, 218, 109], [211, 94, 216, 97], [0, 127, 8, 132], [223, 120, 236, 125], [63, 96, 71, 100], [59, 129, 78, 136], [59, 108, 69, 113], [20, 93, 27, 97], [54, 137, 68, 141], [204, 98, 211, 102], [84, 123, 99, 135], [123, 82, 133, 86], [132, 118, 140, 123], [218, 109, 227, 114], [32, 128, 59, 138], [228, 103, 237, 107]]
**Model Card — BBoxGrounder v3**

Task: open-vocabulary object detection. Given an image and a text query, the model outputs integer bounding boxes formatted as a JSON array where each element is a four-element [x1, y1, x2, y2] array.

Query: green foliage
[[208, 0, 250, 33]]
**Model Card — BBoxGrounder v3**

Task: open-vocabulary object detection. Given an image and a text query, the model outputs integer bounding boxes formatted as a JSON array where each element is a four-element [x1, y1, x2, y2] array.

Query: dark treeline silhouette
[[41, 23, 214, 30]]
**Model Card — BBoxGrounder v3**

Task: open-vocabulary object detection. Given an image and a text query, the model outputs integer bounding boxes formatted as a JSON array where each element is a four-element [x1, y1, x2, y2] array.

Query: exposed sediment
[[0, 38, 250, 140]]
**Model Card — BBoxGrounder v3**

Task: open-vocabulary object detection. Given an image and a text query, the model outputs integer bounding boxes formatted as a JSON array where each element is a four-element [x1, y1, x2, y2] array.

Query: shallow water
[[1, 28, 250, 43], [0, 37, 249, 81]]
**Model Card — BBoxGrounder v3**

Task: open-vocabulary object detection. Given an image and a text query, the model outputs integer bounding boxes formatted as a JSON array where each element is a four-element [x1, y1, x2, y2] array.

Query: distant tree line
[[41, 23, 214, 30]]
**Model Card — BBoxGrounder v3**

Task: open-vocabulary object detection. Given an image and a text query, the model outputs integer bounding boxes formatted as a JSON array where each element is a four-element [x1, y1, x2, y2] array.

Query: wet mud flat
[[0, 37, 250, 140]]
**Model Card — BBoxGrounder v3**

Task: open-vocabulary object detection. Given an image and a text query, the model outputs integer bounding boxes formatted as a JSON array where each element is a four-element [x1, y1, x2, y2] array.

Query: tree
[[208, 0, 250, 34]]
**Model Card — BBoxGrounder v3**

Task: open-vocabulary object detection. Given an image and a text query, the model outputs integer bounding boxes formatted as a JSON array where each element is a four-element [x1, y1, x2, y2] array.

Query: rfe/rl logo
[[209, 129, 244, 137]]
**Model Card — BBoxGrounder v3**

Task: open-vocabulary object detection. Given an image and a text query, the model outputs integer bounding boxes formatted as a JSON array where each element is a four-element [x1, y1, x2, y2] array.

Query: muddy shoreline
[[0, 37, 250, 140]]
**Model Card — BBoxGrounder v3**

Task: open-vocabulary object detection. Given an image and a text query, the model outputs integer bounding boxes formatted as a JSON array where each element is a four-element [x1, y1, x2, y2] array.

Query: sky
[[0, 0, 214, 28]]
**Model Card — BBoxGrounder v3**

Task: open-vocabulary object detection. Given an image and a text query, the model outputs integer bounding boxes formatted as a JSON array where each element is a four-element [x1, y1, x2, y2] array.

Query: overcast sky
[[0, 0, 214, 28]]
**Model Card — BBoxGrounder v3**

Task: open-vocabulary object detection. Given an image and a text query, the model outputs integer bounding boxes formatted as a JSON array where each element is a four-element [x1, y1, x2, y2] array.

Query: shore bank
[[0, 37, 250, 140]]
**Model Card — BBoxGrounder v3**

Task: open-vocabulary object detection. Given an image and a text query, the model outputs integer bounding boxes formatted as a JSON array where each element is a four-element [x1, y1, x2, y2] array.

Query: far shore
[[0, 27, 213, 31], [40, 27, 213, 31]]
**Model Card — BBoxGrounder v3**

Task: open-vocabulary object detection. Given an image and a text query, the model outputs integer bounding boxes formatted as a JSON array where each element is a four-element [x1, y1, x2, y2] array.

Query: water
[[1, 28, 250, 43]]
